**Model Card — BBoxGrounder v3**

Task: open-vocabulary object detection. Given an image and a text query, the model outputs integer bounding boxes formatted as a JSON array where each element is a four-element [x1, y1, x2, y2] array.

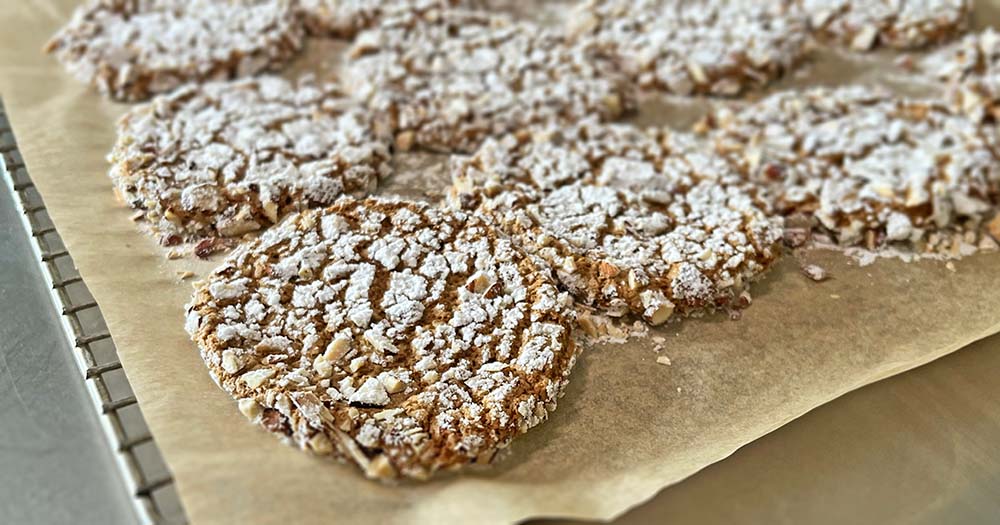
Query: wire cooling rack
[[1, 102, 187, 525]]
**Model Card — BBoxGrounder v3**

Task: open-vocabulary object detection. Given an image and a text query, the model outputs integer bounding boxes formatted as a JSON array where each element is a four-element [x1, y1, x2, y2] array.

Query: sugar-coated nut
[[561, 256, 577, 273], [313, 357, 334, 378], [363, 333, 397, 354], [237, 398, 262, 420], [640, 290, 674, 325], [308, 433, 334, 456], [851, 25, 879, 50], [348, 377, 389, 406], [324, 336, 352, 362], [381, 375, 406, 394], [221, 349, 242, 374], [467, 272, 493, 294], [262, 201, 279, 223], [647, 302, 675, 326], [365, 454, 398, 479], [240, 368, 275, 389], [349, 355, 368, 373]]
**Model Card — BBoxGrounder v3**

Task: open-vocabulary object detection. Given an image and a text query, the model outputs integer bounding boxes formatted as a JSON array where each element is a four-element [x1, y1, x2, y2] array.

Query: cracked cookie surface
[[567, 0, 810, 96], [801, 0, 970, 51], [344, 8, 635, 153], [449, 120, 783, 324], [186, 197, 579, 480], [299, 0, 472, 38], [920, 28, 1000, 123], [109, 76, 392, 251], [700, 86, 1000, 254], [45, 0, 304, 101]]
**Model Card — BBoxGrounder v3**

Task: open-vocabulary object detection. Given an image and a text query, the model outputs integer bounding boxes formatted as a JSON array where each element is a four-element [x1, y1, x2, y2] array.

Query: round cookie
[[44, 0, 304, 101], [920, 28, 1000, 123], [801, 0, 970, 51], [299, 0, 468, 38], [109, 76, 393, 251], [450, 121, 783, 324], [700, 86, 1000, 254], [185, 197, 580, 480], [567, 0, 810, 96], [344, 8, 635, 153]]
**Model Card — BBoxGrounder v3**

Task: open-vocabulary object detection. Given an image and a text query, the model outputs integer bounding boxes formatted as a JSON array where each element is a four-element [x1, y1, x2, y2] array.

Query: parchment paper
[[2, 2, 1000, 525]]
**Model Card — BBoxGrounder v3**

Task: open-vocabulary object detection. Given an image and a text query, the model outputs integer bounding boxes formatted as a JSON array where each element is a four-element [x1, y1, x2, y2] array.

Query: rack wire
[[1, 101, 187, 525]]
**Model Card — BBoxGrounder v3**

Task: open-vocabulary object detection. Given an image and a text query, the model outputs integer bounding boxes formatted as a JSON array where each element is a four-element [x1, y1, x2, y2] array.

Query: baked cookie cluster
[[186, 197, 579, 479], [40, 0, 1000, 482]]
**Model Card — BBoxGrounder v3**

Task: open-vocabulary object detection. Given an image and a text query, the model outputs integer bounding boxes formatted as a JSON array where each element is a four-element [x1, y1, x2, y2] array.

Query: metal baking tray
[[0, 100, 188, 525]]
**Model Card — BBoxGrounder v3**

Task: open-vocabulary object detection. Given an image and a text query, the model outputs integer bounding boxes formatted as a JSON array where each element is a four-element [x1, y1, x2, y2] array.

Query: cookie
[[449, 121, 783, 323], [344, 8, 635, 153], [185, 197, 580, 480], [45, 0, 305, 101], [920, 28, 1000, 122], [299, 0, 469, 38], [567, 0, 810, 96], [700, 86, 1000, 255], [802, 0, 970, 51], [109, 76, 392, 251]]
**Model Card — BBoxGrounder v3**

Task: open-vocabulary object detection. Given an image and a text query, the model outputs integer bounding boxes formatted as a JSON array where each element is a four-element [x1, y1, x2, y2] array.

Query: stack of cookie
[[45, 0, 1000, 481]]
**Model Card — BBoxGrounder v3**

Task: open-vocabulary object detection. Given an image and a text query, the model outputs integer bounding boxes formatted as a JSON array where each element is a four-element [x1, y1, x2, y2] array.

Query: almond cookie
[[344, 8, 636, 153], [700, 86, 1000, 255], [920, 28, 1000, 123], [449, 121, 783, 324], [185, 197, 579, 480], [567, 0, 809, 96], [45, 0, 304, 101], [801, 0, 970, 51], [299, 0, 470, 38], [109, 76, 392, 250]]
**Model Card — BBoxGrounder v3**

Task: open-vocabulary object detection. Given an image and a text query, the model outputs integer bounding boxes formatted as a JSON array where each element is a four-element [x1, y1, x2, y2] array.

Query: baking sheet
[[2, 2, 1000, 525]]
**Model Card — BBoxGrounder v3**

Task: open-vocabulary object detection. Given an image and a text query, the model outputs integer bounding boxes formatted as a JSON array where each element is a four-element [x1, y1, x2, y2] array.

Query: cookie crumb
[[801, 264, 828, 282]]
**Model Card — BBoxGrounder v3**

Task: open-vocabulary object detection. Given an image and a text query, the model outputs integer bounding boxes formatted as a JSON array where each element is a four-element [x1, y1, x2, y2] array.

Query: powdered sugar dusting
[[186, 197, 579, 480], [299, 0, 470, 37], [344, 8, 636, 153], [701, 85, 1000, 257], [801, 0, 970, 51], [109, 76, 393, 249], [567, 0, 809, 96], [450, 120, 783, 323], [920, 28, 1000, 123], [45, 0, 305, 101]]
